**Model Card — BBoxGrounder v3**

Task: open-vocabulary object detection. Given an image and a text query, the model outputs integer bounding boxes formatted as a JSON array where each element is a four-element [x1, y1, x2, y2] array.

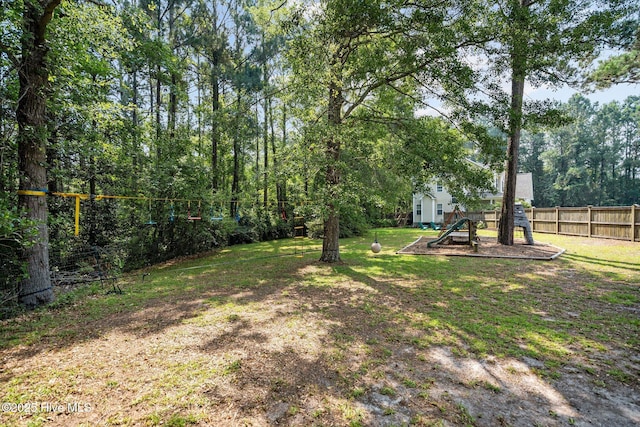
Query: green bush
[[0, 198, 36, 314], [372, 218, 397, 228], [338, 207, 369, 238]]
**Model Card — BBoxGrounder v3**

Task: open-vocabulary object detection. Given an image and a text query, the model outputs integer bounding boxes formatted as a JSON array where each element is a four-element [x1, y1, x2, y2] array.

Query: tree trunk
[[209, 1, 221, 192], [132, 69, 139, 168], [16, 0, 62, 308], [211, 58, 220, 191], [273, 100, 283, 214], [262, 34, 270, 208], [271, 103, 286, 217], [498, 2, 527, 246], [263, 96, 269, 208], [319, 81, 342, 262], [498, 75, 525, 245], [230, 93, 241, 218], [169, 72, 177, 139], [155, 65, 162, 165], [168, 1, 177, 141]]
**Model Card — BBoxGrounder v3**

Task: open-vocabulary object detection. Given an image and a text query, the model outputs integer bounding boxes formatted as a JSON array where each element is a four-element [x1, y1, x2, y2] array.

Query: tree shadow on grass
[[332, 258, 640, 427], [562, 252, 640, 274]]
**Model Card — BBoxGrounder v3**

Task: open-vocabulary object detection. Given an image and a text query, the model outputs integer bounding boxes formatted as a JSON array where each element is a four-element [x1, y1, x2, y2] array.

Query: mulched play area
[[397, 236, 565, 260]]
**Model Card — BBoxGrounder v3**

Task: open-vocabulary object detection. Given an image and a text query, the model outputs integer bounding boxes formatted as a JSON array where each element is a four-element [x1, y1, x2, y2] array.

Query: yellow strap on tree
[[17, 190, 47, 196]]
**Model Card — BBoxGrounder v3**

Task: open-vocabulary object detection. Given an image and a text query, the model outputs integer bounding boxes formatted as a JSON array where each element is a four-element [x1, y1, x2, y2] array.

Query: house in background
[[413, 172, 533, 225]]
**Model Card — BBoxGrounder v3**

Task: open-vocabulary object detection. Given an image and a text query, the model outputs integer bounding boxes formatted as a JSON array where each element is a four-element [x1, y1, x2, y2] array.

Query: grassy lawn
[[1, 228, 638, 426]]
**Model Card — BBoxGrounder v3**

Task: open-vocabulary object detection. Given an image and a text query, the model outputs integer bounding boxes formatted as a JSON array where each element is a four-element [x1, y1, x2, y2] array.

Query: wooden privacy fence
[[466, 205, 640, 242]]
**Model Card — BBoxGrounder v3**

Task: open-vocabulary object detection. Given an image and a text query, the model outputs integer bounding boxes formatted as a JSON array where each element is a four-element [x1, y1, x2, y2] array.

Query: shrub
[[0, 198, 36, 314]]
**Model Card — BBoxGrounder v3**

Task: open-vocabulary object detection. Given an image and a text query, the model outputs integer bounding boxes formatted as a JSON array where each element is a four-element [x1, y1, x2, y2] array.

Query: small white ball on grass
[[371, 233, 381, 253]]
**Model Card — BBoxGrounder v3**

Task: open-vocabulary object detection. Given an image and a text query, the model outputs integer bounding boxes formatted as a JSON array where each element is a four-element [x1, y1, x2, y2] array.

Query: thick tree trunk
[[498, 132, 520, 245], [16, 0, 62, 307], [498, 26, 527, 245], [319, 81, 342, 263]]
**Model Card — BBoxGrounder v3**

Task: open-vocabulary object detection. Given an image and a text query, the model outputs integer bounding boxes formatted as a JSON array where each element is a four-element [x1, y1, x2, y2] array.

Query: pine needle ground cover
[[1, 229, 638, 426]]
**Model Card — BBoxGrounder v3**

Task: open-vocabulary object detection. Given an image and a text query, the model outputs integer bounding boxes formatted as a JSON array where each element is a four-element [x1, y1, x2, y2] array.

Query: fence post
[[587, 205, 592, 238], [530, 207, 534, 232], [633, 204, 637, 242], [555, 206, 559, 235]]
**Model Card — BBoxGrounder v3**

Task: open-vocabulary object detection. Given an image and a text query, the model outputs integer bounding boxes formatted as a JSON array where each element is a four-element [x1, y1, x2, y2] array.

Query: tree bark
[[155, 64, 162, 165], [263, 97, 269, 208], [208, 2, 221, 192], [211, 65, 220, 191], [168, 1, 176, 140], [17, 0, 62, 307], [498, 4, 527, 246], [273, 103, 286, 216], [230, 93, 241, 218], [498, 79, 525, 245], [319, 80, 342, 262]]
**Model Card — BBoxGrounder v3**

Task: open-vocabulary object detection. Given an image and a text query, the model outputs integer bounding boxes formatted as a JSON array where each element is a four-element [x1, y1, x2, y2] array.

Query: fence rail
[[466, 205, 640, 242]]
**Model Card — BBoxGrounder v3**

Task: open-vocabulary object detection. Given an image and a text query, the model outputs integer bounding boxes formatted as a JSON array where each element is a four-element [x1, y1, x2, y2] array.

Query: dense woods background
[[1, 0, 638, 308]]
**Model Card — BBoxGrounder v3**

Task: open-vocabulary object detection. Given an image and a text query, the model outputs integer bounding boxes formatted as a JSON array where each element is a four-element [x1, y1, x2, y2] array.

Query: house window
[[436, 183, 443, 192], [451, 197, 458, 204], [416, 202, 422, 216], [437, 203, 443, 215]]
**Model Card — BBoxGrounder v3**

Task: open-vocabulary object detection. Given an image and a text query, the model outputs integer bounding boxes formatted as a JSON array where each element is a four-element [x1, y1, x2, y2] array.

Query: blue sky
[[525, 82, 638, 105]]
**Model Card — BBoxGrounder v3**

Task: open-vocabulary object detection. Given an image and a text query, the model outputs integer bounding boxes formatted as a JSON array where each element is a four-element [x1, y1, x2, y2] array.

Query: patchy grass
[[1, 229, 638, 426]]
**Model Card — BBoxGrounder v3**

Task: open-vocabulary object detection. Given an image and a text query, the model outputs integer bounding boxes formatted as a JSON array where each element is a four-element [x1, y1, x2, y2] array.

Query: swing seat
[[210, 215, 223, 221], [144, 220, 157, 226], [187, 200, 202, 221]]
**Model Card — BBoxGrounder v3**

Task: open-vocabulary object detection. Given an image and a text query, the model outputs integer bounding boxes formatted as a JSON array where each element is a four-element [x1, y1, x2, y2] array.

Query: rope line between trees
[[17, 189, 310, 236]]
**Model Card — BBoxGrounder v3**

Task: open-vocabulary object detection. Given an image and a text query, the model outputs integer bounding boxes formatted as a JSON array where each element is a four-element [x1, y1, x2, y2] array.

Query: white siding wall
[[413, 183, 458, 224]]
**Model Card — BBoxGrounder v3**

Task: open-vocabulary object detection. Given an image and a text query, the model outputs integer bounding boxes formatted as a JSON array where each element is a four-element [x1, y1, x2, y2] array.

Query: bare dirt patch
[[398, 235, 564, 260]]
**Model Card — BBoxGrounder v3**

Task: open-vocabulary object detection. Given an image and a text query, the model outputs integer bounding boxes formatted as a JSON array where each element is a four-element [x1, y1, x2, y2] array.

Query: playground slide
[[427, 217, 471, 248]]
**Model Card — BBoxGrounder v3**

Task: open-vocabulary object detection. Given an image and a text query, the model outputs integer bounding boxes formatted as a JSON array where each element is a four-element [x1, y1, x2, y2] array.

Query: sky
[[524, 82, 638, 105], [416, 81, 638, 118]]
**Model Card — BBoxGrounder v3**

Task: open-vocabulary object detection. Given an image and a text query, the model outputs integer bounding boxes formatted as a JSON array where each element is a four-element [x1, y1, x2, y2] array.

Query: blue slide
[[427, 217, 472, 247]]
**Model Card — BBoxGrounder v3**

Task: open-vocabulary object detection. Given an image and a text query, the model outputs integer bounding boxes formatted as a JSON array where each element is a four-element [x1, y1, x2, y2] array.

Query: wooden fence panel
[[529, 207, 556, 234], [591, 207, 633, 240], [468, 205, 640, 242], [557, 207, 589, 236]]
